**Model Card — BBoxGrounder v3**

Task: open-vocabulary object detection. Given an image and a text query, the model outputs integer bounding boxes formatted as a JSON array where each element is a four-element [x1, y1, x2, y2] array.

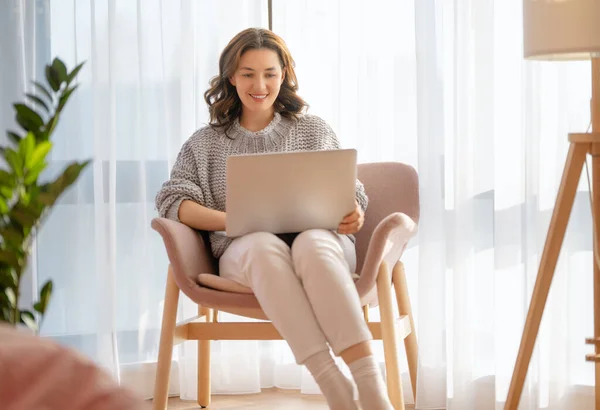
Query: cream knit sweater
[[155, 113, 368, 258]]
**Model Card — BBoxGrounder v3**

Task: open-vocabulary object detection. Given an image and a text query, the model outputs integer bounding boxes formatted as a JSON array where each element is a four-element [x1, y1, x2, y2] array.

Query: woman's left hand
[[337, 200, 364, 235]]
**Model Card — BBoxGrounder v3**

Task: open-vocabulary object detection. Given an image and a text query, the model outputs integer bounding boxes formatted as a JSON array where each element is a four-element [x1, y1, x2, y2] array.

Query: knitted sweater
[[155, 113, 369, 258]]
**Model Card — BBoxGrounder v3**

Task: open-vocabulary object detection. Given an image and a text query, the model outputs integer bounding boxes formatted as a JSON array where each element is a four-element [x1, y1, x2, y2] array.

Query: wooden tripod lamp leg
[[505, 142, 588, 410], [591, 57, 600, 410], [593, 145, 600, 410]]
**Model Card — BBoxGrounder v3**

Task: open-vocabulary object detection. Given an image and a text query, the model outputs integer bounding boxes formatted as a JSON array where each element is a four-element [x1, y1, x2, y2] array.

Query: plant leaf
[[16, 115, 39, 135], [26, 184, 42, 206], [7, 131, 21, 145], [57, 85, 78, 112], [0, 197, 8, 214], [34, 280, 53, 315], [24, 161, 48, 185], [0, 169, 15, 187], [10, 204, 38, 228], [4, 287, 16, 307], [32, 81, 53, 102], [20, 310, 38, 331], [66, 62, 85, 85], [0, 269, 18, 288], [0, 186, 13, 199], [33, 302, 42, 314], [41, 115, 59, 141], [25, 93, 50, 113], [27, 141, 52, 169], [19, 132, 35, 165], [39, 160, 90, 205], [52, 58, 68, 84], [0, 307, 10, 322], [5, 149, 23, 177], [13, 104, 44, 131], [45, 65, 61, 92], [0, 226, 24, 247]]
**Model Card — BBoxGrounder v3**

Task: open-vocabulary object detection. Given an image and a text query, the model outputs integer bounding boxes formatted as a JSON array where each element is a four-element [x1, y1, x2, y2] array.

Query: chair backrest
[[354, 162, 420, 274]]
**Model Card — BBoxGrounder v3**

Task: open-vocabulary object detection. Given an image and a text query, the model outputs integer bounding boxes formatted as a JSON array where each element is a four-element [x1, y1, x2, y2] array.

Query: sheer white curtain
[[1, 0, 596, 409], [276, 1, 595, 408]]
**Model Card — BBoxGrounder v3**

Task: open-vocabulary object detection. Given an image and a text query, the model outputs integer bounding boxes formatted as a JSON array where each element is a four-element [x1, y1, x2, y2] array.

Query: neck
[[239, 109, 275, 132]]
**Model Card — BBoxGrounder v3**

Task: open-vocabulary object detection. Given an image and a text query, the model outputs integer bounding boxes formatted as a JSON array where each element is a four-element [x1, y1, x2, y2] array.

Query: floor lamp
[[505, 1, 600, 409]]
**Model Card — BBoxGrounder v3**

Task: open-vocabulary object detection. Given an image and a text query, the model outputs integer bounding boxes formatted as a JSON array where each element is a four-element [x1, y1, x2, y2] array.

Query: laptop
[[225, 149, 357, 238]]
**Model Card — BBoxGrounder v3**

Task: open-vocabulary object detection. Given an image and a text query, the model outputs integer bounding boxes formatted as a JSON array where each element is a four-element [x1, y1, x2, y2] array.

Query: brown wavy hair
[[204, 28, 308, 131]]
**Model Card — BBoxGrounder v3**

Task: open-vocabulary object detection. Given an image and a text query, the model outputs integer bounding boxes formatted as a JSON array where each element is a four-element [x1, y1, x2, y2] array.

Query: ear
[[280, 68, 286, 83], [229, 76, 236, 87]]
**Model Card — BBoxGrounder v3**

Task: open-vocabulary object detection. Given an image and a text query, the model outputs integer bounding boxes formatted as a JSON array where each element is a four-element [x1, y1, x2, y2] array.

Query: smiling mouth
[[250, 94, 268, 100]]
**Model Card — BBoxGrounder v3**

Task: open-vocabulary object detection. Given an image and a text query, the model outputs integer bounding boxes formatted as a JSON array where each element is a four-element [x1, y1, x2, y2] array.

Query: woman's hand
[[337, 200, 364, 235]]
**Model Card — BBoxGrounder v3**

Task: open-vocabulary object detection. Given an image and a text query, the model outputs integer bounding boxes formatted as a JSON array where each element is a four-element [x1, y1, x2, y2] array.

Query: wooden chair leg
[[153, 267, 180, 410], [377, 261, 406, 410], [198, 306, 212, 408], [393, 261, 419, 402]]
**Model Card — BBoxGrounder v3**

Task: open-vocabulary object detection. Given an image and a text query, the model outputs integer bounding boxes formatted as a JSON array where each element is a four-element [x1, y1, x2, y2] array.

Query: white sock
[[349, 356, 394, 410], [303, 350, 358, 410]]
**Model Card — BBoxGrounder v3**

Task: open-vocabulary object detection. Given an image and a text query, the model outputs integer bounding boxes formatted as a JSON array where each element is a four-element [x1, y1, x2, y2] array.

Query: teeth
[[251, 94, 267, 99]]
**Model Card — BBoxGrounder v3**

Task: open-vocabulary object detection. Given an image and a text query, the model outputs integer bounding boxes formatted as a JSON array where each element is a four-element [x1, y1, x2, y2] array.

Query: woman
[[155, 28, 393, 410]]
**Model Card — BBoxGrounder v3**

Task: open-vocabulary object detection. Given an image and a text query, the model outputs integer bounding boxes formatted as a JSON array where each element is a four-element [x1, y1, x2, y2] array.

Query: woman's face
[[229, 48, 285, 116]]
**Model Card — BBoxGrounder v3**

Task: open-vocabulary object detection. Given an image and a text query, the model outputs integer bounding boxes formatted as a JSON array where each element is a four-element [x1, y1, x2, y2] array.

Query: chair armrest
[[355, 212, 418, 299], [151, 218, 217, 281]]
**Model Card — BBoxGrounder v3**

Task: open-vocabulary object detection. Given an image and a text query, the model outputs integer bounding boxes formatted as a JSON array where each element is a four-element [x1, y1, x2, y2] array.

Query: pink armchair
[[151, 162, 420, 410], [0, 324, 148, 410]]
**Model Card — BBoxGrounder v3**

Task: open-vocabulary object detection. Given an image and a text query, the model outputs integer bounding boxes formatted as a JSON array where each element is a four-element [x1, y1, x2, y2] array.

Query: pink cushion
[[197, 273, 253, 294], [196, 272, 362, 294], [0, 324, 148, 410]]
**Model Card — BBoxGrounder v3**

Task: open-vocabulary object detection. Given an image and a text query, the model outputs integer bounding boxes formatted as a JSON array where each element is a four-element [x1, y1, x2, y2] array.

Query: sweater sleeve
[[312, 117, 369, 213], [155, 139, 206, 222]]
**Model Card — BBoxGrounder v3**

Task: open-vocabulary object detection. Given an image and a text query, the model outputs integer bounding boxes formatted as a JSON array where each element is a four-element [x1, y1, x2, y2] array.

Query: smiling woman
[[154, 27, 393, 410], [4, 0, 593, 408]]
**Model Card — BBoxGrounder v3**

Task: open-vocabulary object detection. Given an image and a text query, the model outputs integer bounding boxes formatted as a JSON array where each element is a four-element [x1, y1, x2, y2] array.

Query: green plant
[[0, 58, 90, 332]]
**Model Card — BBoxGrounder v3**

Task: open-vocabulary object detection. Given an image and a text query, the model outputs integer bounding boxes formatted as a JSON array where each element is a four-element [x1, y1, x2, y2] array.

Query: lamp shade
[[524, 0, 600, 60]]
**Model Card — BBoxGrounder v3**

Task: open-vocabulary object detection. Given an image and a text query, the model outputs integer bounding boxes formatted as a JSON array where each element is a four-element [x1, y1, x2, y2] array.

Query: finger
[[342, 213, 359, 223], [338, 220, 358, 229], [337, 224, 350, 234], [338, 220, 360, 234], [342, 209, 357, 219]]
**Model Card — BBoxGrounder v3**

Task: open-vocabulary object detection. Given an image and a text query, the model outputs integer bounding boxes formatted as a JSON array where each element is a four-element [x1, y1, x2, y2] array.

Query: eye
[[266, 74, 276, 78], [243, 74, 253, 78]]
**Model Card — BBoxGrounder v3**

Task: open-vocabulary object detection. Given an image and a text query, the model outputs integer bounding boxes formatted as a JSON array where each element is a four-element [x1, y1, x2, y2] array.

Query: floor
[[162, 389, 416, 409], [164, 389, 328, 409]]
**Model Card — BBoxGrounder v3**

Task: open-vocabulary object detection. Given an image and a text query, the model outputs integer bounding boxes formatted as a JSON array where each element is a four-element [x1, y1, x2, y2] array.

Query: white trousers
[[219, 229, 373, 364]]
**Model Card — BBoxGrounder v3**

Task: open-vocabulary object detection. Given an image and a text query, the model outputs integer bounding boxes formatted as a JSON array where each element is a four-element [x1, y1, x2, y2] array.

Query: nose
[[253, 77, 267, 92]]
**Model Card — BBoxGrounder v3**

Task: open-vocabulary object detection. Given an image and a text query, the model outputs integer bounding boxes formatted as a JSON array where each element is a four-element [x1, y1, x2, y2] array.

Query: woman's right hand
[[337, 200, 364, 235]]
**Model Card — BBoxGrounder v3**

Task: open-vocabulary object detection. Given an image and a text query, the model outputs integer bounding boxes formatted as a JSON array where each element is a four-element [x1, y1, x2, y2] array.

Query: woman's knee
[[238, 232, 290, 259], [233, 232, 292, 279], [292, 229, 344, 255], [291, 230, 346, 275]]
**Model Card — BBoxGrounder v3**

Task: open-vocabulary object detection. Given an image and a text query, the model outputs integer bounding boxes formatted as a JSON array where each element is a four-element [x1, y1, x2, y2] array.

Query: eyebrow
[[239, 67, 277, 71]]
